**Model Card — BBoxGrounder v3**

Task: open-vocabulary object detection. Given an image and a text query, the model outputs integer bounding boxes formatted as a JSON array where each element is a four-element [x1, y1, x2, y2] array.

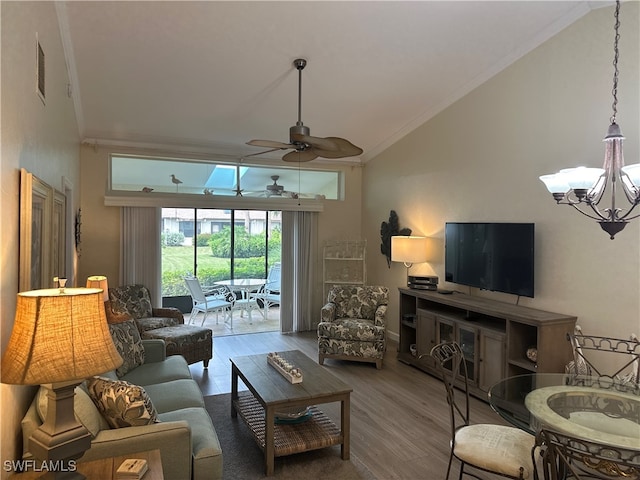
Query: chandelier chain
[[610, 0, 621, 124]]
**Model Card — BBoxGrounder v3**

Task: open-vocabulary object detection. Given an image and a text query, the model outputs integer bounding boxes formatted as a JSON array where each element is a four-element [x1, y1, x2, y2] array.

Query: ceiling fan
[[266, 175, 285, 196], [247, 58, 363, 162]]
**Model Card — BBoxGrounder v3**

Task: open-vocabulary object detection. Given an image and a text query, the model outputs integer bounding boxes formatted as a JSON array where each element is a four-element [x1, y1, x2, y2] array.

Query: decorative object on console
[[391, 235, 429, 283], [539, 0, 640, 239], [380, 210, 411, 267], [407, 275, 438, 290], [0, 288, 123, 480]]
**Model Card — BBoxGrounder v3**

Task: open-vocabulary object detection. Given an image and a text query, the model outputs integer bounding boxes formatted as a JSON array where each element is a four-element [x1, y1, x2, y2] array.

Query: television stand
[[397, 288, 576, 400]]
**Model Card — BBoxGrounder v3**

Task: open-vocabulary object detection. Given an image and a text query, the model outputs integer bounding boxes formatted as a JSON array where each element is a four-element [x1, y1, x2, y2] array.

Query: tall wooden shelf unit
[[323, 240, 366, 300], [398, 288, 577, 399]]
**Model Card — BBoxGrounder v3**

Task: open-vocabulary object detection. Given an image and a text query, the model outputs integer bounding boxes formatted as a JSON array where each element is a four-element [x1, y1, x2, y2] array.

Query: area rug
[[204, 393, 376, 480]]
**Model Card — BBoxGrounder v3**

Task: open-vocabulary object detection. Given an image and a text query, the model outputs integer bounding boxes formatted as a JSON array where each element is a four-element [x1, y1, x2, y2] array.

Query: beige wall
[[363, 4, 640, 340], [1, 1, 80, 476], [78, 145, 363, 315]]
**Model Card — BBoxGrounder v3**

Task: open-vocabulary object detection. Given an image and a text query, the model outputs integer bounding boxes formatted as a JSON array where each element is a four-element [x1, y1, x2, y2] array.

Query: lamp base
[[28, 382, 91, 480]]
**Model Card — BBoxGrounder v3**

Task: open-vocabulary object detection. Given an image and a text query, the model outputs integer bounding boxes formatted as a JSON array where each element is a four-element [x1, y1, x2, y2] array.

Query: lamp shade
[[0, 288, 123, 385], [391, 236, 429, 265], [86, 275, 109, 302]]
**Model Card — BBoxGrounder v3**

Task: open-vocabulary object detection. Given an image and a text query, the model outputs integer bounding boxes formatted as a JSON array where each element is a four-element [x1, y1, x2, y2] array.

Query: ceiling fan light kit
[[247, 58, 363, 162]]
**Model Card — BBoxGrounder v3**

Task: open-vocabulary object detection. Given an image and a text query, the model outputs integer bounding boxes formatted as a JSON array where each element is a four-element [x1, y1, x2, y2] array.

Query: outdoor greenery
[[162, 226, 281, 296], [162, 231, 185, 247]]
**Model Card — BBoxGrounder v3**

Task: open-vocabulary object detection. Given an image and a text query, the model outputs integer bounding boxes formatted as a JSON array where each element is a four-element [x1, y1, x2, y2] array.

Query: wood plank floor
[[189, 331, 513, 479]]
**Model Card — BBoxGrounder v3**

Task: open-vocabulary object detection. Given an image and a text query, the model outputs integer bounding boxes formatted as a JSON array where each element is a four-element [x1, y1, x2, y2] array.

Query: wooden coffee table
[[230, 350, 352, 475]]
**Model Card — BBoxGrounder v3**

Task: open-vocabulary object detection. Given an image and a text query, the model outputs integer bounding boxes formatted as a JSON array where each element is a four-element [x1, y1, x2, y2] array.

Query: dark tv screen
[[445, 223, 535, 298]]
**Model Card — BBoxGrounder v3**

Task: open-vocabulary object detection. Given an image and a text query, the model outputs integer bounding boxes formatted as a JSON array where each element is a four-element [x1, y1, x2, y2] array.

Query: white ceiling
[[58, 1, 607, 164]]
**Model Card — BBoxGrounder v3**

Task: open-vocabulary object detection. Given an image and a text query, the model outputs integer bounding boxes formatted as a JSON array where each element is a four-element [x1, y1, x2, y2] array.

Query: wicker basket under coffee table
[[230, 350, 352, 476]]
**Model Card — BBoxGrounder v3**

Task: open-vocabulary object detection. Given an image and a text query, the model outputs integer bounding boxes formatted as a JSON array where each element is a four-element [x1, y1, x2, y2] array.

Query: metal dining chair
[[532, 428, 640, 479], [566, 327, 640, 385], [428, 342, 534, 480]]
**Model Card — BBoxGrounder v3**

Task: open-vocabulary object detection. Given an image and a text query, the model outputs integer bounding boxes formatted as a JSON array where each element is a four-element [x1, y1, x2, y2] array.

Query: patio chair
[[184, 276, 235, 328], [253, 262, 281, 318]]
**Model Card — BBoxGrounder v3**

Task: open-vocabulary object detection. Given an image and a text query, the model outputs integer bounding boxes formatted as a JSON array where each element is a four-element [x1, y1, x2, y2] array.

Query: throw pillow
[[108, 320, 145, 377], [86, 376, 160, 428]]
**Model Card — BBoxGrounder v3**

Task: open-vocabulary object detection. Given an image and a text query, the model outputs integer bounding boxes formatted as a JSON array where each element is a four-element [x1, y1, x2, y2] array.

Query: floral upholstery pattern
[[86, 376, 159, 429], [108, 284, 182, 332], [318, 285, 389, 369], [142, 325, 212, 366], [108, 320, 145, 377], [107, 284, 212, 367]]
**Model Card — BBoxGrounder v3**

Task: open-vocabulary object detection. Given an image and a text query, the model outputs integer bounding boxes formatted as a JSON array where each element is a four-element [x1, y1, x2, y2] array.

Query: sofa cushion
[[86, 376, 160, 428], [143, 379, 205, 413], [36, 384, 109, 437], [109, 320, 145, 377], [135, 316, 181, 333], [318, 318, 385, 342], [121, 354, 192, 386]]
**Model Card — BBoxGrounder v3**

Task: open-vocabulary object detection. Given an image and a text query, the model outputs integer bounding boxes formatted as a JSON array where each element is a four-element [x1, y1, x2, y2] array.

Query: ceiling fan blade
[[283, 149, 318, 162], [247, 139, 292, 150], [313, 137, 363, 158], [290, 133, 339, 152], [244, 147, 286, 158]]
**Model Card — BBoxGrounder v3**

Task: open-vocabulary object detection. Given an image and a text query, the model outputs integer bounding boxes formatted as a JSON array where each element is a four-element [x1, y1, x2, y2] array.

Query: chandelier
[[539, 0, 640, 239]]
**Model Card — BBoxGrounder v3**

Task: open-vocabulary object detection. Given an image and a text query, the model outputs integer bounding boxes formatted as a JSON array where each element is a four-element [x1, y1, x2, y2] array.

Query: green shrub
[[163, 232, 185, 247], [195, 233, 212, 247]]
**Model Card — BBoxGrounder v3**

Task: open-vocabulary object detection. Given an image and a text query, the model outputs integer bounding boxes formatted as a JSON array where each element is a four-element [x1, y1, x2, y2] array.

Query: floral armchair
[[107, 284, 212, 367], [107, 284, 183, 332], [318, 285, 389, 369]]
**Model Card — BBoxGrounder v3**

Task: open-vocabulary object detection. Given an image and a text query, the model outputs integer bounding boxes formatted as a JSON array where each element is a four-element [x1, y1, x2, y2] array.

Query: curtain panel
[[281, 211, 317, 333], [120, 207, 161, 305]]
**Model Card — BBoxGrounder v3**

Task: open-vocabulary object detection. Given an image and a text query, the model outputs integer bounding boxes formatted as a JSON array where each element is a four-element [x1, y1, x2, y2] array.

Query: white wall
[[0, 2, 80, 475], [363, 4, 640, 342]]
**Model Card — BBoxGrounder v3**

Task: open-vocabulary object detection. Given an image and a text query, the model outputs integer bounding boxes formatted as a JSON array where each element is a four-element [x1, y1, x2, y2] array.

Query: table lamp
[[391, 236, 429, 282], [1, 288, 123, 479], [85, 275, 109, 302]]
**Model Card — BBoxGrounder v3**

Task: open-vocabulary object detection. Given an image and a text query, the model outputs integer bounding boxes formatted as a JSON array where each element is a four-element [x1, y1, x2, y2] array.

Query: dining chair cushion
[[454, 424, 534, 479]]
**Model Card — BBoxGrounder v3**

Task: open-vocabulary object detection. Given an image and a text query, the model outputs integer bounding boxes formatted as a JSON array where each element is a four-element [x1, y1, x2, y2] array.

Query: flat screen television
[[444, 222, 535, 298]]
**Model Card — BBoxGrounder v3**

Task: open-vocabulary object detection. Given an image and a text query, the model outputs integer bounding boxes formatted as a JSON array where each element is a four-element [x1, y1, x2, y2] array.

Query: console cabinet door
[[416, 310, 436, 369], [478, 329, 506, 393], [457, 325, 478, 386]]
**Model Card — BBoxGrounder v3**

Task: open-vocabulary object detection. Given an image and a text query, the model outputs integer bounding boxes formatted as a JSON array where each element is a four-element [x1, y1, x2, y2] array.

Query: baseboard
[[387, 330, 399, 343]]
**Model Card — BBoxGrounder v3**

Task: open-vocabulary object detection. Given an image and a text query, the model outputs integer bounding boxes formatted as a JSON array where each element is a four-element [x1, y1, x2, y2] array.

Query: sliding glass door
[[161, 207, 281, 306]]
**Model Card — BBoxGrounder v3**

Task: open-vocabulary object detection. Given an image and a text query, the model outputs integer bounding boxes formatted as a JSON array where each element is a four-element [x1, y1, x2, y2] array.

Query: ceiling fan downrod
[[290, 59, 310, 144]]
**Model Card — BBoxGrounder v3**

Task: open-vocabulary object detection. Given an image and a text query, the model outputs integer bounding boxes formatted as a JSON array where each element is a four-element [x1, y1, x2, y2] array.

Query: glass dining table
[[488, 373, 640, 455]]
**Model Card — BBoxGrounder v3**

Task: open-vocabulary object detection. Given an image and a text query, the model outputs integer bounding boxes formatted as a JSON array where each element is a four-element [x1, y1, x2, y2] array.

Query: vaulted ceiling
[[58, 1, 605, 164]]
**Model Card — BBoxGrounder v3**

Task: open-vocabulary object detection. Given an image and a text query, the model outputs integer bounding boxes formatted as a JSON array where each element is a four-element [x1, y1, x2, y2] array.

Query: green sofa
[[21, 338, 222, 480]]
